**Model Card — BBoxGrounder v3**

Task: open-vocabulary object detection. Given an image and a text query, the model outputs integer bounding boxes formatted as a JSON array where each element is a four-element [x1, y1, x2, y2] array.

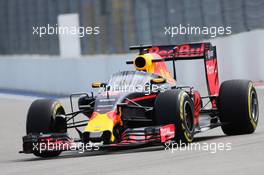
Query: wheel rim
[[250, 90, 259, 122], [184, 101, 194, 132]]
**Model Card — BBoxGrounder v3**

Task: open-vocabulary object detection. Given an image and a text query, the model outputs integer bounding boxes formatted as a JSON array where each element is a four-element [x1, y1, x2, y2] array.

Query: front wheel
[[26, 99, 66, 157], [154, 89, 195, 143]]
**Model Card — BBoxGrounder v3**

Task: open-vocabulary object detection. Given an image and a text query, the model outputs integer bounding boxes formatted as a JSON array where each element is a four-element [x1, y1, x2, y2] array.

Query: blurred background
[[1, 0, 264, 54], [0, 0, 263, 95]]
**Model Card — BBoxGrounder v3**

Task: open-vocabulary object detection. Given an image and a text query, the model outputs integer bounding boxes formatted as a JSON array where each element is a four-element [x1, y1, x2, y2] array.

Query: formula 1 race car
[[20, 42, 259, 157]]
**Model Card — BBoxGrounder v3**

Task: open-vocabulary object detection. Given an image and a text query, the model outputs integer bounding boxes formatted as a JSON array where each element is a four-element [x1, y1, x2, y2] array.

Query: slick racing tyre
[[154, 89, 195, 143], [218, 80, 259, 135], [26, 99, 66, 157]]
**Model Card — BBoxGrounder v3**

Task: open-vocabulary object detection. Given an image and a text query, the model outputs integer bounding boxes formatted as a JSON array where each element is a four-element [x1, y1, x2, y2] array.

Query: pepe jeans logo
[[160, 128, 174, 137]]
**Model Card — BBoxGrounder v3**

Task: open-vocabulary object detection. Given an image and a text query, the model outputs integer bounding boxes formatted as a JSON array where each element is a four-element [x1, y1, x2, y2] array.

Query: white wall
[[0, 30, 263, 95]]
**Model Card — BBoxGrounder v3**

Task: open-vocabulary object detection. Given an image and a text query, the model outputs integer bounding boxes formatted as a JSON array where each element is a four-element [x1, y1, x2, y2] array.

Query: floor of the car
[[195, 115, 221, 133]]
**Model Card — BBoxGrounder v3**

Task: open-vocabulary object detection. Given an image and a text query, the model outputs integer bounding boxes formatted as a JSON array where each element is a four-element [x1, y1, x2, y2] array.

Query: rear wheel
[[26, 99, 66, 157], [154, 89, 195, 143], [218, 80, 259, 135]]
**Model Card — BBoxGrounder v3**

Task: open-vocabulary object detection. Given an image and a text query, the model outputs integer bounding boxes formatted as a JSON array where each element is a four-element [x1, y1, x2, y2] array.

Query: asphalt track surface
[[0, 88, 264, 175]]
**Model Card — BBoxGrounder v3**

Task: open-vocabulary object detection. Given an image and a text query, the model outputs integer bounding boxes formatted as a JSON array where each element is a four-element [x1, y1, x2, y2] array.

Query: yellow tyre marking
[[181, 123, 185, 130], [179, 91, 192, 143], [184, 132, 192, 142], [53, 102, 62, 117], [248, 83, 257, 129]]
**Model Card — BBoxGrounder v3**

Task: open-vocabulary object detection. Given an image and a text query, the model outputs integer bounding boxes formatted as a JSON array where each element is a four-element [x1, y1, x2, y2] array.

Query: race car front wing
[[20, 124, 175, 154]]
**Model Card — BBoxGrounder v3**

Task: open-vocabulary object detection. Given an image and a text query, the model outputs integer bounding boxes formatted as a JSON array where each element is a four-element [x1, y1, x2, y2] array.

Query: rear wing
[[130, 42, 215, 60], [130, 42, 219, 107]]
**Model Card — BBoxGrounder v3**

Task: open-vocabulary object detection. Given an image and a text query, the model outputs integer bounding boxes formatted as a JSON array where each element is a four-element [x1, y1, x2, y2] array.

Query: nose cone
[[85, 113, 115, 133], [83, 112, 120, 143]]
